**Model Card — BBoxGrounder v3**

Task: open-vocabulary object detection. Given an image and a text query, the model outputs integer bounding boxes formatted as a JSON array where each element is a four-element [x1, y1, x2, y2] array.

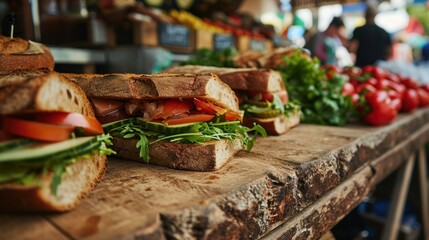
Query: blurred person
[[304, 16, 349, 66], [350, 6, 392, 67]]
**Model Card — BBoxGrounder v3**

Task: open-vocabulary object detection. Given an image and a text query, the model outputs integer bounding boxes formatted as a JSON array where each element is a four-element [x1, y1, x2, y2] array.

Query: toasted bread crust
[[64, 73, 240, 112], [0, 154, 107, 212], [243, 111, 301, 135], [111, 138, 242, 171], [164, 66, 285, 92], [0, 71, 94, 116], [0, 36, 54, 71]]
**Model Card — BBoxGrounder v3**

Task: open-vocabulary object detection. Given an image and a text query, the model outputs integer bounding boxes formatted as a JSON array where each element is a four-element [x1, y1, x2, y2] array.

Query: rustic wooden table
[[2, 108, 429, 240]]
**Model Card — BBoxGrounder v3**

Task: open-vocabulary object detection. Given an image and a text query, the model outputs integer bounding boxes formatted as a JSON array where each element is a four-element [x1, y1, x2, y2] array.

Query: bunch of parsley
[[275, 51, 354, 126]]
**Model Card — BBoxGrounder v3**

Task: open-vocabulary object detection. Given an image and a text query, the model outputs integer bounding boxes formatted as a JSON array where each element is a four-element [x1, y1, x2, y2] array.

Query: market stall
[[1, 107, 428, 239]]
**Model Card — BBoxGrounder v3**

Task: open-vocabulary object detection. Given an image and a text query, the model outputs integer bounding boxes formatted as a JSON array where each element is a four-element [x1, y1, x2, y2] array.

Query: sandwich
[[234, 47, 310, 69], [0, 70, 113, 212], [0, 35, 55, 71], [64, 73, 266, 171], [164, 66, 301, 135]]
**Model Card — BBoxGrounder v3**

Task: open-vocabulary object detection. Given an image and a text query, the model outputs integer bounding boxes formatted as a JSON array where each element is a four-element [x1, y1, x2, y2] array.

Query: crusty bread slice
[[243, 111, 301, 135], [0, 71, 106, 212], [0, 71, 94, 117], [112, 138, 242, 171], [64, 73, 239, 112], [164, 65, 285, 92], [0, 36, 54, 71], [0, 153, 106, 212]]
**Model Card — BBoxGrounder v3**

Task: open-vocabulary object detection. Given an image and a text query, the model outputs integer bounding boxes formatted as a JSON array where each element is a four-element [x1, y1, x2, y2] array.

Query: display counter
[[1, 108, 429, 239]]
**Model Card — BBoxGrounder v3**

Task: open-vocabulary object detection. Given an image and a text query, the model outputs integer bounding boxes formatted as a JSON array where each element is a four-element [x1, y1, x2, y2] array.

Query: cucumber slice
[[136, 118, 201, 134], [253, 109, 282, 118], [102, 118, 136, 132], [0, 139, 33, 153], [0, 137, 98, 163]]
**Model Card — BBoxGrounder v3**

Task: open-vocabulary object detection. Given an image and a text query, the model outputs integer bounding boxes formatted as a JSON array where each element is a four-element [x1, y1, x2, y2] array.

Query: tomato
[[386, 82, 405, 97], [401, 89, 419, 112], [224, 110, 243, 121], [356, 83, 377, 95], [153, 99, 193, 120], [385, 73, 401, 83], [342, 66, 362, 77], [401, 77, 419, 89], [351, 93, 360, 106], [325, 65, 341, 73], [388, 91, 402, 111], [34, 112, 103, 135], [193, 98, 227, 116], [363, 91, 397, 126], [164, 114, 215, 125], [362, 65, 374, 75], [261, 90, 289, 104], [2, 117, 74, 142], [417, 89, 429, 107], [365, 77, 378, 86], [374, 79, 390, 90], [342, 82, 355, 97], [421, 85, 429, 93], [372, 66, 388, 80], [91, 98, 123, 117]]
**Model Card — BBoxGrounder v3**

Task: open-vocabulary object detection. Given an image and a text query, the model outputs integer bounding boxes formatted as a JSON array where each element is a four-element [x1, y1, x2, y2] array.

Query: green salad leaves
[[105, 117, 267, 163]]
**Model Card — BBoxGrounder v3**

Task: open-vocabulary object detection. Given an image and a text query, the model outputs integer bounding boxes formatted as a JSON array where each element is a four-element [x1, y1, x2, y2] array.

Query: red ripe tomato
[[385, 73, 401, 83], [194, 98, 227, 115], [2, 117, 74, 142], [363, 91, 397, 126], [421, 85, 429, 93], [386, 82, 405, 98], [153, 99, 193, 120], [401, 77, 419, 89], [372, 66, 388, 80], [401, 89, 420, 112], [356, 83, 377, 95], [387, 91, 402, 111], [362, 65, 374, 75], [374, 79, 390, 90], [366, 77, 378, 86], [417, 89, 429, 107], [342, 82, 355, 97], [34, 112, 104, 135]]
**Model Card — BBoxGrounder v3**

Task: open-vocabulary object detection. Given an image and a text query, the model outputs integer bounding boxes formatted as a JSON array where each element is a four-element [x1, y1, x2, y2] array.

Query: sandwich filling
[[90, 97, 267, 162], [237, 89, 300, 119], [0, 112, 114, 194]]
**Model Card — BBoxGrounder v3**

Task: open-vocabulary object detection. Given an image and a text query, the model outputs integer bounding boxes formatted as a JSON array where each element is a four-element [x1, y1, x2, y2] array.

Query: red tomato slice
[[224, 111, 243, 121], [193, 98, 227, 115], [164, 114, 215, 125], [91, 98, 123, 117], [3, 117, 74, 142], [153, 99, 193, 120], [34, 112, 104, 135]]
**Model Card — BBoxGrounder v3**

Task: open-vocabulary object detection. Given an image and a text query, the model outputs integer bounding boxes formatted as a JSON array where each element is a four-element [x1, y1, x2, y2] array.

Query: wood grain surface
[[2, 108, 429, 240]]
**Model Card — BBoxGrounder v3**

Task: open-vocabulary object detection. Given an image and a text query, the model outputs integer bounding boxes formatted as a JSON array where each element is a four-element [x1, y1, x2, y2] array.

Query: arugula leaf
[[110, 117, 267, 162]]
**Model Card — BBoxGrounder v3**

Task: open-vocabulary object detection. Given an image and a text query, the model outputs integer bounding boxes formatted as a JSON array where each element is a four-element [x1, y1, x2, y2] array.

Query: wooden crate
[[133, 20, 158, 47], [237, 36, 251, 53], [195, 30, 213, 50]]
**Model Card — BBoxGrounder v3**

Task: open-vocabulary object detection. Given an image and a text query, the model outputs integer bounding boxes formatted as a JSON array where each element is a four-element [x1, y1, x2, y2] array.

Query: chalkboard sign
[[250, 39, 266, 51], [158, 24, 190, 48], [213, 34, 235, 51]]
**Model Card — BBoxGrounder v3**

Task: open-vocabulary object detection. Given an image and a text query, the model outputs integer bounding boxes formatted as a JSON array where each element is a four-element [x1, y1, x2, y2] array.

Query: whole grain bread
[[0, 36, 54, 71], [64, 73, 240, 112], [0, 71, 106, 212], [164, 65, 285, 92]]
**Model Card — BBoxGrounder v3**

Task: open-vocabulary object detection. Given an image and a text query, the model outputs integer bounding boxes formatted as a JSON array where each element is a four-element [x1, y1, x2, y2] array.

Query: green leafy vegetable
[[275, 50, 354, 125], [0, 134, 115, 194], [183, 48, 237, 67], [109, 118, 267, 163]]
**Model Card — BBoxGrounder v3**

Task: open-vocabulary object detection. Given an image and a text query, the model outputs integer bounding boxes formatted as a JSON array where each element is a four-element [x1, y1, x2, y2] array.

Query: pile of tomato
[[327, 65, 429, 126]]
